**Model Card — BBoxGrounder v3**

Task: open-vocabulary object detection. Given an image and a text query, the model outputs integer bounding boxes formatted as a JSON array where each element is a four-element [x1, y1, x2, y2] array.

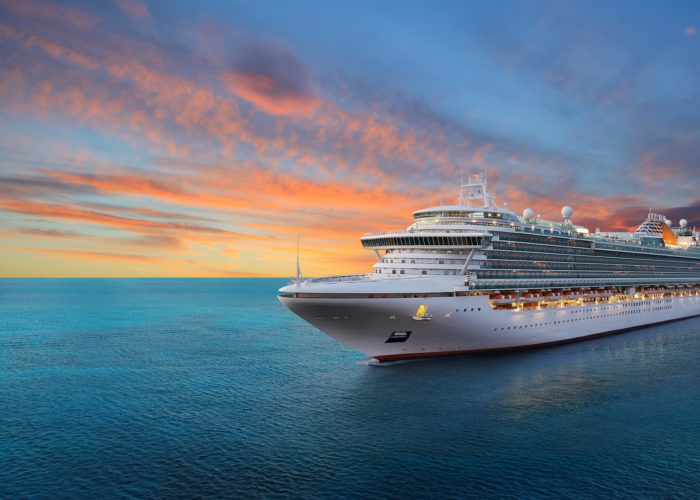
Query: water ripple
[[0, 278, 698, 498]]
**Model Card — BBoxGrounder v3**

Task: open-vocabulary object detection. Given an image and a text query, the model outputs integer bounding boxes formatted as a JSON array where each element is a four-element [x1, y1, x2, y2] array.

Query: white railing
[[362, 230, 411, 237], [288, 273, 373, 286]]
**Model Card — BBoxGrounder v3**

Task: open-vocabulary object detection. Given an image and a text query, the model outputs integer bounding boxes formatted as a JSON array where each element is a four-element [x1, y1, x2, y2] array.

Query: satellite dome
[[664, 218, 672, 226], [523, 208, 534, 219], [561, 206, 573, 219], [680, 219, 688, 228]]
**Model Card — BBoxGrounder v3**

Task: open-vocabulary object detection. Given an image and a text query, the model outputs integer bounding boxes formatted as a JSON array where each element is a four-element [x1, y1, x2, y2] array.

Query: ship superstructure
[[279, 174, 700, 361]]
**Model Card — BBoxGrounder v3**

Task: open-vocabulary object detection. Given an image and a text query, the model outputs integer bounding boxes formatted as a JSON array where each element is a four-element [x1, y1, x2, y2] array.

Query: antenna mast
[[458, 171, 498, 208], [296, 236, 302, 284]]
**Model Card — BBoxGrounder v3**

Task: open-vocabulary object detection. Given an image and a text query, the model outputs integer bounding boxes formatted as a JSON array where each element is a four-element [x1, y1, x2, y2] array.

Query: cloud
[[685, 26, 697, 37], [115, 0, 150, 20], [0, 199, 240, 237], [2, 5, 698, 277], [0, 0, 99, 31], [6, 228, 82, 238], [5, 246, 159, 263], [224, 41, 320, 115], [656, 200, 700, 229]]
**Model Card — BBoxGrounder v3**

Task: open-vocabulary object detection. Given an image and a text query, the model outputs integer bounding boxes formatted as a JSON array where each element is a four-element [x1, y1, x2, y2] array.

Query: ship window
[[421, 270, 427, 275], [392, 270, 396, 274], [400, 270, 405, 274]]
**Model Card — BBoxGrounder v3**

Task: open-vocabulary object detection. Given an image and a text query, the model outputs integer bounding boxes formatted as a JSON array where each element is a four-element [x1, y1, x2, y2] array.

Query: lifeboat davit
[[544, 291, 562, 301], [521, 292, 543, 303], [490, 293, 516, 305]]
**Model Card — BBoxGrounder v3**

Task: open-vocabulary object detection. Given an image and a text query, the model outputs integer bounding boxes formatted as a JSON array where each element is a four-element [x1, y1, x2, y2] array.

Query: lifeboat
[[642, 287, 653, 293], [544, 291, 563, 301], [583, 289, 599, 299], [597, 289, 613, 298], [490, 293, 516, 305], [563, 290, 582, 300], [521, 292, 543, 303]]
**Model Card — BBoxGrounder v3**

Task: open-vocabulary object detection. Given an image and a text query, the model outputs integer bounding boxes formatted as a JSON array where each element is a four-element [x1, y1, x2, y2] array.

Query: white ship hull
[[279, 291, 700, 361]]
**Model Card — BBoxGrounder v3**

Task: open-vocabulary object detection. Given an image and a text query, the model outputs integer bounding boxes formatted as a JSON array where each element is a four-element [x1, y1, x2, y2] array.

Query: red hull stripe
[[373, 312, 700, 362]]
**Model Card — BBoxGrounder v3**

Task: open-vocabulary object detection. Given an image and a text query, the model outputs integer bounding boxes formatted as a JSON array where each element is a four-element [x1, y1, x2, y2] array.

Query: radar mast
[[458, 172, 498, 209]]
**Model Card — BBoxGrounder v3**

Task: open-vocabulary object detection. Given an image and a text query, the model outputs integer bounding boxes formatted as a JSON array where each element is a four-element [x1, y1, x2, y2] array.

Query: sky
[[0, 0, 699, 277]]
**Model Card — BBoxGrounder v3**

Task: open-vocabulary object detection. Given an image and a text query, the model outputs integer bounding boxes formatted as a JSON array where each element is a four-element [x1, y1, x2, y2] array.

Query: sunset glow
[[1, 0, 699, 277]]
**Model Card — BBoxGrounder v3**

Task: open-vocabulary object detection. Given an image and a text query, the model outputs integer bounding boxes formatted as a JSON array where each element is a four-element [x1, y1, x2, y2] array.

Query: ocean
[[1, 278, 698, 499]]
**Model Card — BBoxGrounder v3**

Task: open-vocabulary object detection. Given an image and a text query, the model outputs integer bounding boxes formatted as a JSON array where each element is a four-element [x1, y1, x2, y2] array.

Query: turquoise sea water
[[1, 278, 699, 498]]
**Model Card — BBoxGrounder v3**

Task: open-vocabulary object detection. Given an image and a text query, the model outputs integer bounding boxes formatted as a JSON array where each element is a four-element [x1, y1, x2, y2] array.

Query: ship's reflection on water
[[346, 317, 697, 426], [330, 319, 699, 496]]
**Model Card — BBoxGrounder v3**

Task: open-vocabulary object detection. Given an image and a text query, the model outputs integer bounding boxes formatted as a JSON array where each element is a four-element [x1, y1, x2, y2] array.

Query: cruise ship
[[279, 174, 700, 361]]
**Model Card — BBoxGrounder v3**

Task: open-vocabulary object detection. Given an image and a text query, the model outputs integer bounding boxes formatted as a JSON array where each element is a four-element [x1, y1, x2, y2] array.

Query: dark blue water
[[1, 279, 698, 499]]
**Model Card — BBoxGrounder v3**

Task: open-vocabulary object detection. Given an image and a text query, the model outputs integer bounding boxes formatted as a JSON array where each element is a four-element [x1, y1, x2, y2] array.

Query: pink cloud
[[224, 41, 320, 116], [1, 0, 98, 31], [685, 26, 697, 37]]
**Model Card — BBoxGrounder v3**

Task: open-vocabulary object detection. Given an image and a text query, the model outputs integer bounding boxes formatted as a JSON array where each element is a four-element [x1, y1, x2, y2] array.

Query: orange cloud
[[225, 72, 320, 116]]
